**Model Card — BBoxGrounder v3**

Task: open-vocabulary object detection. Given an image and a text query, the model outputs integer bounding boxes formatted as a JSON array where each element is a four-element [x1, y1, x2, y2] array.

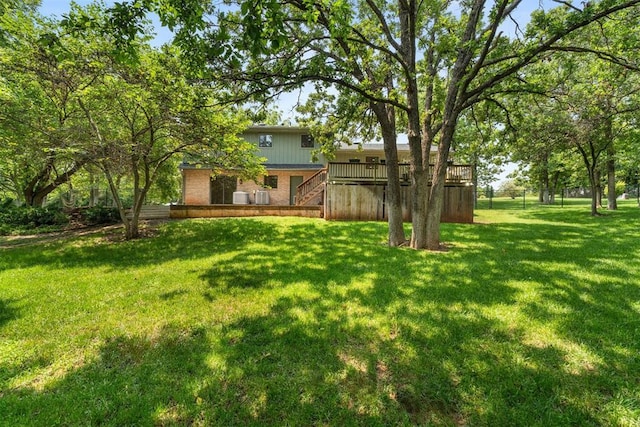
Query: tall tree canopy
[[2, 3, 265, 238], [0, 10, 91, 206], [506, 5, 640, 214]]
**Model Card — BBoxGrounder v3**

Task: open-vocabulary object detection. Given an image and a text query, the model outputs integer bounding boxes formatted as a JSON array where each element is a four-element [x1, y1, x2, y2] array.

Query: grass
[[1, 199, 639, 426]]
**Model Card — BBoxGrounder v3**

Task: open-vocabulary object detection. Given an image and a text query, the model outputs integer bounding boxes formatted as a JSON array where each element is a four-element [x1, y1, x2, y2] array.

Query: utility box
[[232, 191, 250, 204], [255, 190, 270, 205]]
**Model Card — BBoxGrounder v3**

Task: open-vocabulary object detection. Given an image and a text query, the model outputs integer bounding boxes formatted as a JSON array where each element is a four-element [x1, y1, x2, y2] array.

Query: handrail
[[327, 162, 472, 184], [296, 168, 327, 204]]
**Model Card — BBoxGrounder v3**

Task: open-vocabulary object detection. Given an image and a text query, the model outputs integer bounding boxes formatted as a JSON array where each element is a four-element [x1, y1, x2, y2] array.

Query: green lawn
[[1, 200, 639, 426]]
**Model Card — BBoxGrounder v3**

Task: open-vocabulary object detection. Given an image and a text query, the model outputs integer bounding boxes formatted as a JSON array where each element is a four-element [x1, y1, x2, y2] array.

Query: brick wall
[[182, 169, 211, 205], [183, 168, 322, 206], [237, 170, 320, 205]]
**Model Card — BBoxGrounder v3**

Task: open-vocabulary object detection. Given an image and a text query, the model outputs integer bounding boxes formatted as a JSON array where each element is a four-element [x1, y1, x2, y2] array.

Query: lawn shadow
[[3, 212, 639, 424], [159, 289, 188, 300], [198, 220, 386, 290], [195, 219, 609, 423], [0, 298, 20, 329], [0, 316, 416, 425], [1, 324, 212, 425], [0, 218, 281, 273], [198, 277, 599, 424]]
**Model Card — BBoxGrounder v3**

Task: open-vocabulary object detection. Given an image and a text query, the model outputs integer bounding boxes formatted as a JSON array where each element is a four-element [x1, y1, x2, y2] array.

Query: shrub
[[0, 203, 69, 235], [81, 205, 120, 225]]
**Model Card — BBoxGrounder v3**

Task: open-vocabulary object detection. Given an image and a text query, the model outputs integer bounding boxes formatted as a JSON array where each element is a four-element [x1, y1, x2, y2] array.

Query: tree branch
[[462, 0, 640, 110], [547, 45, 640, 71]]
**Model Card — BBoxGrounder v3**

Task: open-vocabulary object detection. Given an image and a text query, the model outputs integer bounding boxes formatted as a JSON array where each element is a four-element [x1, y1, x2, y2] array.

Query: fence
[[474, 188, 609, 210]]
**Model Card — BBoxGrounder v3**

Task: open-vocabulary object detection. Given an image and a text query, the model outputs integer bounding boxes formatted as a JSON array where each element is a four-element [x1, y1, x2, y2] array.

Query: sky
[[38, 1, 548, 39], [39, 0, 173, 46]]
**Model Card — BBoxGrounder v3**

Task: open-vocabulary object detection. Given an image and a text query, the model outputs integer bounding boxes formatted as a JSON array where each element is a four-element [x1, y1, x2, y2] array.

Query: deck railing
[[327, 162, 472, 184], [295, 168, 327, 204]]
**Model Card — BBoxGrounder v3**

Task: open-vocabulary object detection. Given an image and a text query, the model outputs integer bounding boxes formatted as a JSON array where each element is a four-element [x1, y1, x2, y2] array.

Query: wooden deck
[[291, 162, 474, 223], [170, 204, 323, 219], [327, 162, 472, 185]]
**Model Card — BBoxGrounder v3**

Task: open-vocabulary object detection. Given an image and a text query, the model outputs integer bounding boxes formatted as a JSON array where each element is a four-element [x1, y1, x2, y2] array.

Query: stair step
[[297, 185, 324, 206]]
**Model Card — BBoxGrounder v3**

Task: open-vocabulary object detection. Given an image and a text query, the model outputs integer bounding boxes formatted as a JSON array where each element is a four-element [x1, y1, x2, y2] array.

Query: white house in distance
[[177, 124, 474, 223]]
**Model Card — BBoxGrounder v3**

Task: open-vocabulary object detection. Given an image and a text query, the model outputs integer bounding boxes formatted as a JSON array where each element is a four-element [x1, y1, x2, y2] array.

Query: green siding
[[243, 131, 325, 166]]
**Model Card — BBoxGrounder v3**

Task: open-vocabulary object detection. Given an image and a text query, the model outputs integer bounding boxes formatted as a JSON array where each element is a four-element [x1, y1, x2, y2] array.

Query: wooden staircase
[[296, 168, 326, 206]]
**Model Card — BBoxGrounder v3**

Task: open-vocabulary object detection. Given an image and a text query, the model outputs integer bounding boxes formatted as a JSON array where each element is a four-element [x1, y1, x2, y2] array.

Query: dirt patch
[[0, 219, 171, 248]]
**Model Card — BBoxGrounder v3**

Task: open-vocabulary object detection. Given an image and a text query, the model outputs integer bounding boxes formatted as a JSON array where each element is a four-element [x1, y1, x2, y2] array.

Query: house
[[181, 125, 325, 206], [176, 125, 474, 223]]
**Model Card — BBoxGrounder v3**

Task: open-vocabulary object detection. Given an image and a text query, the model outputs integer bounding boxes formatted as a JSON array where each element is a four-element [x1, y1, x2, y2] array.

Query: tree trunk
[[397, 0, 429, 249], [372, 102, 406, 246], [589, 167, 600, 216], [607, 140, 617, 210], [540, 165, 550, 204], [472, 161, 479, 209], [382, 136, 406, 246], [595, 169, 603, 208], [422, 0, 484, 250], [425, 115, 458, 251], [410, 166, 429, 248], [103, 165, 136, 238], [24, 188, 47, 207], [550, 170, 560, 204], [22, 161, 85, 207], [408, 118, 429, 249]]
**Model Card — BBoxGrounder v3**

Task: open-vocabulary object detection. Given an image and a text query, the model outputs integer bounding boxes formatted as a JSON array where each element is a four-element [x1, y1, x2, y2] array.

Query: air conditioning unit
[[232, 191, 250, 205], [255, 190, 270, 205]]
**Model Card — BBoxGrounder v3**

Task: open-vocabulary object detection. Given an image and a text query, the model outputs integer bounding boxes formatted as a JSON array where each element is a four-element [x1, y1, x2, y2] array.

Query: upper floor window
[[301, 134, 314, 148], [259, 134, 273, 147]]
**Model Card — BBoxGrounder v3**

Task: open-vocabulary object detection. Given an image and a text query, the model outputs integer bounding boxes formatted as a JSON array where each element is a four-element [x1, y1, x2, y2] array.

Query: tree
[[3, 3, 265, 238], [453, 105, 511, 206], [71, 41, 264, 238], [0, 0, 40, 46], [498, 179, 523, 199], [506, 90, 574, 205], [0, 11, 91, 206], [506, 6, 640, 215], [106, 0, 640, 248]]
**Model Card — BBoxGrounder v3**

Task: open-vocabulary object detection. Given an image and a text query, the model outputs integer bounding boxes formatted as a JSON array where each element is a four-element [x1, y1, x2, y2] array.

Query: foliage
[[0, 201, 68, 235], [498, 179, 524, 199], [453, 108, 510, 189], [2, 204, 640, 424], [81, 205, 120, 226], [505, 6, 640, 213], [0, 7, 92, 206], [3, 3, 264, 239], [0, 0, 39, 46]]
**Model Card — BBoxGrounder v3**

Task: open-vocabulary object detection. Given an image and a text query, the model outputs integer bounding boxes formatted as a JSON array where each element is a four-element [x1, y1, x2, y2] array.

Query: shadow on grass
[[0, 298, 20, 329], [2, 210, 639, 424], [1, 324, 214, 425], [194, 219, 628, 423], [0, 219, 280, 273]]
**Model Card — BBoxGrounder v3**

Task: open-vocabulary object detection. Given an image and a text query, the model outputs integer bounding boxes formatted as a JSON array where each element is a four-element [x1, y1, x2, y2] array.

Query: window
[[259, 134, 273, 147], [301, 134, 314, 148], [264, 175, 278, 189]]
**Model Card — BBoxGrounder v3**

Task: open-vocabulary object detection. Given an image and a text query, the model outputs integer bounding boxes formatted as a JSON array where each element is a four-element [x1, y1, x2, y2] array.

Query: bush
[[0, 202, 69, 235], [498, 179, 523, 199], [81, 205, 120, 225]]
